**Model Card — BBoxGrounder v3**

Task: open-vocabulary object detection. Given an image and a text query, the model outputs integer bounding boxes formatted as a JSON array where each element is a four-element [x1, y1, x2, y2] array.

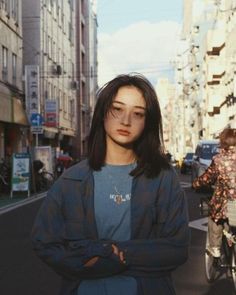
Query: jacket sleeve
[[192, 159, 218, 189], [31, 183, 126, 280], [117, 170, 190, 273]]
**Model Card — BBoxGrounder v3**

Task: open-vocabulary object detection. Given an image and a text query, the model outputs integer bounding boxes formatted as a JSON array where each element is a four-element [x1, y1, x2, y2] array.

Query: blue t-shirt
[[77, 163, 137, 295]]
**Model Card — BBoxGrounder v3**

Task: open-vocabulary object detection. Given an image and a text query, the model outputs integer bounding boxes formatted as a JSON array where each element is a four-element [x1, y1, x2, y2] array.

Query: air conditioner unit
[[71, 80, 79, 90], [52, 64, 62, 75]]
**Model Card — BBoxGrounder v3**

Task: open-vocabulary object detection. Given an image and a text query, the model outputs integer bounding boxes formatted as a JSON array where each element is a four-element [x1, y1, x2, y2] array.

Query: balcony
[[206, 26, 225, 56]]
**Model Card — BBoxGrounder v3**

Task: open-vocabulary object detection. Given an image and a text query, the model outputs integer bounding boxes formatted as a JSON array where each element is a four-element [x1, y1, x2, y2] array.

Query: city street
[[0, 172, 235, 295]]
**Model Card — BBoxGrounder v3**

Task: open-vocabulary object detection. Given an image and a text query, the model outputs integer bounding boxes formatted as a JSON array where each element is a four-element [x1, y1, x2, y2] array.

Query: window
[[71, 62, 74, 80], [48, 35, 51, 58], [48, 81, 51, 98], [6, 0, 10, 16], [63, 93, 67, 118], [0, 0, 7, 10], [11, 0, 18, 21], [2, 46, 8, 81], [12, 53, 17, 85], [54, 85, 57, 99], [69, 98, 75, 117]]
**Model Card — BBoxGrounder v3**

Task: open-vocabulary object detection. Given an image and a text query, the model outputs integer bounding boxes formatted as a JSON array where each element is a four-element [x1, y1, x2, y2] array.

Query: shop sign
[[44, 100, 58, 127], [31, 126, 44, 134], [11, 153, 30, 197], [25, 65, 40, 116], [34, 146, 53, 173]]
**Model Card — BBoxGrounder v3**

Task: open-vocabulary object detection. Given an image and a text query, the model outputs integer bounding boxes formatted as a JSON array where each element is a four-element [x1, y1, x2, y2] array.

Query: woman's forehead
[[113, 86, 146, 108]]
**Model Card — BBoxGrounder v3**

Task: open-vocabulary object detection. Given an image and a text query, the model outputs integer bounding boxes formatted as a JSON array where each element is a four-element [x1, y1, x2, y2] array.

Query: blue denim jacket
[[31, 160, 189, 295]]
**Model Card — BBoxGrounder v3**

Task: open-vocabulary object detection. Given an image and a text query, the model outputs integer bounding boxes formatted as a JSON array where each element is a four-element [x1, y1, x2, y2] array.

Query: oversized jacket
[[31, 160, 190, 295]]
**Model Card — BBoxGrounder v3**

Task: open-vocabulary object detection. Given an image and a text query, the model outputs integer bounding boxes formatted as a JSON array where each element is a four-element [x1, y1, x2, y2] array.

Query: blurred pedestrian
[[55, 159, 65, 178], [31, 73, 189, 295], [193, 128, 236, 257]]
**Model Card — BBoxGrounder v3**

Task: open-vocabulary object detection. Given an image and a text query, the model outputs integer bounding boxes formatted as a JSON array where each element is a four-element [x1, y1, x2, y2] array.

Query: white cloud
[[98, 20, 181, 87]]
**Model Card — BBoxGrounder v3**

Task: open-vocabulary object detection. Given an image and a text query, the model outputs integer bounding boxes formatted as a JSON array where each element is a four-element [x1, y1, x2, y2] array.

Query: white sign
[[11, 153, 30, 195], [25, 65, 40, 116], [31, 126, 44, 134], [34, 146, 53, 173]]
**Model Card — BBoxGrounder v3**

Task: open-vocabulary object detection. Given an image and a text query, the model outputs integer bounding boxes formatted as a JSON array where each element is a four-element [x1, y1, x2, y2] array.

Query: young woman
[[193, 128, 236, 257], [31, 74, 189, 295]]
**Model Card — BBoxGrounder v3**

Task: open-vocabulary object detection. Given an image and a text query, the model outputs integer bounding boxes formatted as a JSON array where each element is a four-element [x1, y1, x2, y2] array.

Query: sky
[[96, 0, 183, 87]]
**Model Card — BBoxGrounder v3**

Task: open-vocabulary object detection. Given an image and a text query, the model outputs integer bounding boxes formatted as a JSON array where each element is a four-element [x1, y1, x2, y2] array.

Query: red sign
[[45, 112, 57, 127]]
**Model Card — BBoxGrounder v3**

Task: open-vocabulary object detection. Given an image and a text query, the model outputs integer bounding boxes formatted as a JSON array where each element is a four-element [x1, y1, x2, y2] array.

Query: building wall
[[22, 0, 77, 155], [74, 0, 98, 159], [172, 0, 236, 159], [0, 0, 29, 159]]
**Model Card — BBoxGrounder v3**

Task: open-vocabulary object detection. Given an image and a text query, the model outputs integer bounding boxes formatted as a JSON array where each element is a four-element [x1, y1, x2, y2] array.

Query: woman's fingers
[[112, 244, 126, 263], [112, 244, 119, 256], [119, 251, 124, 262], [84, 256, 99, 267]]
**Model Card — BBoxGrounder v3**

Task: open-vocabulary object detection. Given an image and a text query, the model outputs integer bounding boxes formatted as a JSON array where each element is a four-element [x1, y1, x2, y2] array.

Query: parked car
[[191, 139, 219, 189], [180, 152, 194, 174]]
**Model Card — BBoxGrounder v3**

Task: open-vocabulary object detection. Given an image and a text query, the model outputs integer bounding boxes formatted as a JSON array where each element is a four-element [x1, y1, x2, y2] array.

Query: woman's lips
[[117, 129, 130, 136]]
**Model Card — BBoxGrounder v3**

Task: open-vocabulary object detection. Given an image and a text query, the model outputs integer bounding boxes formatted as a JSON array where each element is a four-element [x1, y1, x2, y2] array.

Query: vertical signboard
[[44, 100, 58, 127], [25, 65, 40, 116], [34, 146, 53, 173], [11, 153, 30, 198]]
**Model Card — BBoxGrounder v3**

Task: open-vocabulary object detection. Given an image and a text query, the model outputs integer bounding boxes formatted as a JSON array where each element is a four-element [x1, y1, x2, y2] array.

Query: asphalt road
[[0, 172, 235, 295]]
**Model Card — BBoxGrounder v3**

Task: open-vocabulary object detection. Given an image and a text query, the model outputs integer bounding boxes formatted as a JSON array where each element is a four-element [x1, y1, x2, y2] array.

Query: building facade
[[171, 0, 236, 159], [74, 0, 98, 159], [22, 0, 77, 157], [0, 0, 29, 160]]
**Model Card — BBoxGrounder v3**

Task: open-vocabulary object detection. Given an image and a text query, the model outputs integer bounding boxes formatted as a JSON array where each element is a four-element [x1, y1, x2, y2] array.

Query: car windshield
[[200, 144, 218, 159]]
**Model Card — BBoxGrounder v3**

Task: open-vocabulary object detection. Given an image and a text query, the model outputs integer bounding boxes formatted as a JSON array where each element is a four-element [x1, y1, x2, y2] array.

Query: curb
[[0, 192, 47, 215]]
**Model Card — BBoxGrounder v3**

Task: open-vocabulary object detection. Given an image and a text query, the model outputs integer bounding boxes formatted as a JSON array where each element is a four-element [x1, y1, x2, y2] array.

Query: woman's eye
[[109, 106, 123, 117], [133, 112, 145, 118], [113, 106, 122, 112]]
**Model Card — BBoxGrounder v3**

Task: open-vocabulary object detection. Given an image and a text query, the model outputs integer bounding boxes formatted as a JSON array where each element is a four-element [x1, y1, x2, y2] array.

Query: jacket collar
[[62, 159, 91, 181]]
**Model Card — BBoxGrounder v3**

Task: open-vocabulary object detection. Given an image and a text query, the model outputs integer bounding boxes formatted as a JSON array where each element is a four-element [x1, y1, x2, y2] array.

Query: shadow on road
[[203, 278, 235, 295]]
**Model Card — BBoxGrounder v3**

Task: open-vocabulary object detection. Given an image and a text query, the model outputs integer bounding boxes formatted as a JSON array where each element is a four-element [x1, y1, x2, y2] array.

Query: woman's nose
[[120, 111, 131, 126]]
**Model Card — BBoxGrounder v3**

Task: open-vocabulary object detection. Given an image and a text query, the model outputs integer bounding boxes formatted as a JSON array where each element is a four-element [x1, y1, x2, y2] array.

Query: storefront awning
[[13, 98, 29, 126], [0, 95, 29, 126]]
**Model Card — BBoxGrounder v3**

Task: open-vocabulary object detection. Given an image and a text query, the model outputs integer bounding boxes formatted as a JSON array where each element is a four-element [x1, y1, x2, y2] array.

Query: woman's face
[[104, 85, 146, 149]]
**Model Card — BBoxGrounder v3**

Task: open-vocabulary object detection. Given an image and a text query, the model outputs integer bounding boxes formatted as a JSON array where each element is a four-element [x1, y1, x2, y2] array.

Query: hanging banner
[[11, 153, 30, 197], [25, 65, 40, 117]]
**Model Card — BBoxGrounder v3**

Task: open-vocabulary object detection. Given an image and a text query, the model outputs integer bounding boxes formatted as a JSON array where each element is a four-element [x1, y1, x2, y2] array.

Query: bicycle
[[33, 160, 54, 192], [202, 197, 236, 292], [38, 168, 54, 191], [0, 158, 11, 194]]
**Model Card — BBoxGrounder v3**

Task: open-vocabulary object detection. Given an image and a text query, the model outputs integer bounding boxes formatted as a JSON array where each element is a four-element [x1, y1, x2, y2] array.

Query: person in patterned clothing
[[193, 128, 236, 257]]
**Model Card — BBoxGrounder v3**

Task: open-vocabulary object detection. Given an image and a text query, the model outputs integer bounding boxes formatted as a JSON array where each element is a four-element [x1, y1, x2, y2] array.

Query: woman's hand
[[112, 244, 126, 264], [84, 256, 99, 267], [84, 244, 126, 267]]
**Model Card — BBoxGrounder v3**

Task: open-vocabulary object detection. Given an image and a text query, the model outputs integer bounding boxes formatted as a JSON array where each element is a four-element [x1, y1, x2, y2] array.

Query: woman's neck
[[105, 146, 136, 165]]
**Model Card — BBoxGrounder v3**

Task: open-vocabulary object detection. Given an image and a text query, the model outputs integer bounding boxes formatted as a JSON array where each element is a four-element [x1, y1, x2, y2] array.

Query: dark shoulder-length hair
[[88, 73, 170, 177], [220, 128, 236, 149]]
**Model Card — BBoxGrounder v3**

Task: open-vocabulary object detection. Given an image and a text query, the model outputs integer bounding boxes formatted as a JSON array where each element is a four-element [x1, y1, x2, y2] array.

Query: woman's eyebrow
[[112, 100, 146, 110]]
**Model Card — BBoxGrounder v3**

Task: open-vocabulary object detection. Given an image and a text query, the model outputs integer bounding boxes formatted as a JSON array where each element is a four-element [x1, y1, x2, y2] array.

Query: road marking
[[180, 181, 192, 188], [189, 217, 208, 232], [0, 192, 46, 216]]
